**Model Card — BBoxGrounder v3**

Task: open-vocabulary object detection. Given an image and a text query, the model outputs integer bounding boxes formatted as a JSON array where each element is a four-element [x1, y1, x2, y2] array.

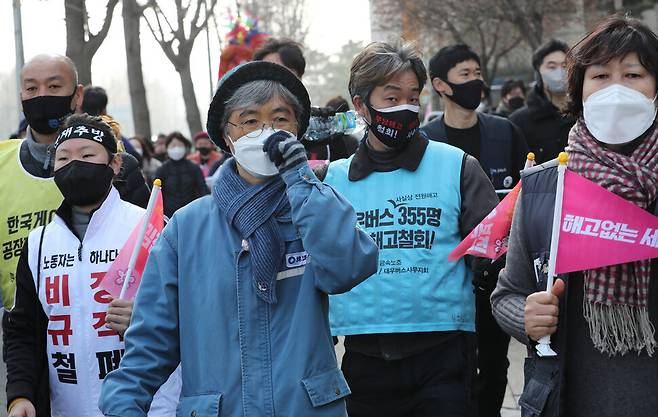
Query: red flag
[[555, 170, 658, 273], [100, 191, 164, 300], [449, 182, 521, 261]]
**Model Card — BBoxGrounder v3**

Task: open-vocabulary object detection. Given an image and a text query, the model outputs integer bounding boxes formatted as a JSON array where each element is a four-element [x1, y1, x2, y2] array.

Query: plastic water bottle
[[306, 110, 364, 141]]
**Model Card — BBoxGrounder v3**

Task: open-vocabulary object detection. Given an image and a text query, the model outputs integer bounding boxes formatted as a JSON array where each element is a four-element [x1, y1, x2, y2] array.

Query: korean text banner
[[556, 170, 658, 273], [100, 192, 164, 300], [448, 182, 521, 261]]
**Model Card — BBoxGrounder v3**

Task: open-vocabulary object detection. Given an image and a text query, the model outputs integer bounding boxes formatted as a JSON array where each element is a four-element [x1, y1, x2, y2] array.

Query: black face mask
[[22, 91, 76, 134], [365, 102, 420, 149], [54, 160, 114, 206], [508, 96, 525, 111], [198, 147, 212, 156], [444, 79, 485, 111]]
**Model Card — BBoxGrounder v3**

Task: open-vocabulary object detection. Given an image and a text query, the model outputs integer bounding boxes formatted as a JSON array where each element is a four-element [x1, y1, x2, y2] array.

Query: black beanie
[[206, 61, 311, 152]]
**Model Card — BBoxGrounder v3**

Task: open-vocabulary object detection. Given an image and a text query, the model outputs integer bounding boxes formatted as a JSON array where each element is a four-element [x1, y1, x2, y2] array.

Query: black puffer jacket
[[509, 86, 575, 164], [155, 158, 209, 218], [113, 152, 150, 208]]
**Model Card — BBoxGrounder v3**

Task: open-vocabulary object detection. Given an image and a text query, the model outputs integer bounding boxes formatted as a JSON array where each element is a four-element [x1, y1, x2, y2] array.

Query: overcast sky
[[0, 0, 371, 138]]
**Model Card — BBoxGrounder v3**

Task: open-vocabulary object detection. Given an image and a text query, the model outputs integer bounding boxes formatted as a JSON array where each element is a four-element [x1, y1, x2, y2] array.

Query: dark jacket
[[492, 161, 658, 417], [420, 112, 528, 191], [155, 158, 209, 218], [509, 87, 575, 164], [113, 152, 150, 208]]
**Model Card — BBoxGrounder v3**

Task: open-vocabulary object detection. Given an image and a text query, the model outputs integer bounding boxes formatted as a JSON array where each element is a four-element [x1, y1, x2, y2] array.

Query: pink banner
[[556, 170, 658, 273], [100, 192, 164, 300], [448, 182, 521, 261]]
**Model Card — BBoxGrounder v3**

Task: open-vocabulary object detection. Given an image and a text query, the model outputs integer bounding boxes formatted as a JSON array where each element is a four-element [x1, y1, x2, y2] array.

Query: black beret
[[206, 61, 311, 152]]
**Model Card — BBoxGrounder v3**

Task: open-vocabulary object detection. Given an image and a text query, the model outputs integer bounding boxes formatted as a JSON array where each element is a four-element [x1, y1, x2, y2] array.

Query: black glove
[[263, 130, 307, 173]]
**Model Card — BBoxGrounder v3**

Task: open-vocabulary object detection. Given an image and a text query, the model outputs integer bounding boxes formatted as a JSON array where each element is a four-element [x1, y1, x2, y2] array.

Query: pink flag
[[100, 192, 165, 300], [556, 171, 658, 273], [448, 182, 521, 261]]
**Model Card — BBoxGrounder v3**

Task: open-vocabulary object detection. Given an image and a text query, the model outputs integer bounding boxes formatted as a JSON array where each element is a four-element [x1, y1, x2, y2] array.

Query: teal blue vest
[[324, 141, 474, 335]]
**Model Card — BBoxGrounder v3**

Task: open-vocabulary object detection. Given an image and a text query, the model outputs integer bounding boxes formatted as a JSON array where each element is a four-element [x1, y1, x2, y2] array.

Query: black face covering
[[508, 96, 525, 111], [444, 79, 485, 110], [54, 160, 114, 206], [365, 102, 420, 149], [198, 147, 212, 156], [22, 91, 76, 134]]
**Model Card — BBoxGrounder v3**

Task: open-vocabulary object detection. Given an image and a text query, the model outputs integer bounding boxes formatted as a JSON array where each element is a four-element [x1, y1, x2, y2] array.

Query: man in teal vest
[[323, 41, 498, 417]]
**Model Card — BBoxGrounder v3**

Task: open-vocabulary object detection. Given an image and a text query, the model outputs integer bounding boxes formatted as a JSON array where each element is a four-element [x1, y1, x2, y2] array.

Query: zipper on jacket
[[43, 145, 51, 170], [77, 242, 83, 261]]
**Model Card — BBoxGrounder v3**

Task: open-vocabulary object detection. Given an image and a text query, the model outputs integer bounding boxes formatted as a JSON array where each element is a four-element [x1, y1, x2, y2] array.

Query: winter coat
[[154, 158, 209, 218], [4, 187, 181, 417], [98, 163, 379, 417], [509, 87, 575, 164]]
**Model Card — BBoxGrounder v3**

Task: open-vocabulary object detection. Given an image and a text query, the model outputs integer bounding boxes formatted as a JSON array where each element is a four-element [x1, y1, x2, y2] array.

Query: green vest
[[0, 139, 62, 308]]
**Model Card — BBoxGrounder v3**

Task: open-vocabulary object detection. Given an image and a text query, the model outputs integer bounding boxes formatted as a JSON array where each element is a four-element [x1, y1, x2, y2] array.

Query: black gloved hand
[[263, 130, 307, 173]]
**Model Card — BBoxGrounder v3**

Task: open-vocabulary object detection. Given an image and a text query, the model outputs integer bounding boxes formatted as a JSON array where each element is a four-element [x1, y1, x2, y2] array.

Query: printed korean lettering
[[378, 209, 395, 227], [51, 352, 77, 384], [6, 215, 19, 235], [96, 349, 124, 379], [90, 271, 112, 304], [45, 275, 70, 306], [48, 315, 73, 346], [598, 221, 639, 243], [2, 237, 26, 261], [357, 209, 380, 228], [562, 214, 585, 234], [141, 223, 160, 251], [382, 230, 398, 249], [73, 125, 90, 137], [43, 254, 75, 270], [640, 228, 658, 248], [90, 128, 104, 141], [93, 312, 118, 338], [34, 209, 55, 227], [89, 249, 119, 265], [19, 213, 33, 230], [57, 126, 74, 141]]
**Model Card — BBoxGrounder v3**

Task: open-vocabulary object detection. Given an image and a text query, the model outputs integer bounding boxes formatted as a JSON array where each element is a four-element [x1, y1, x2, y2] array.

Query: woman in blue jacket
[[99, 61, 379, 417]]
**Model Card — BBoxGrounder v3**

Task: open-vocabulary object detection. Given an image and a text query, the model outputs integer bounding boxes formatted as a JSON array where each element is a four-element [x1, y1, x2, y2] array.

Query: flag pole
[[524, 152, 536, 170], [536, 152, 568, 357], [119, 179, 162, 299]]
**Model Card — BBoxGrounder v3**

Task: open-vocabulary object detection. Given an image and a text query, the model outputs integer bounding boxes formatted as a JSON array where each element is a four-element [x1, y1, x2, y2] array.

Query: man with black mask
[[0, 54, 82, 311], [420, 44, 528, 417], [324, 41, 498, 417]]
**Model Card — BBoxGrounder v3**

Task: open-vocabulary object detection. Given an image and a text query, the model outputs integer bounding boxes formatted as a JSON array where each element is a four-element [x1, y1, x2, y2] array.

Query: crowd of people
[[0, 13, 657, 417]]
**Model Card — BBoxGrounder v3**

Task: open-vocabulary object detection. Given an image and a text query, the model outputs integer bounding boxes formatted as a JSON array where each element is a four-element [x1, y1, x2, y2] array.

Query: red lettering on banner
[[45, 275, 70, 306], [92, 312, 117, 338], [48, 315, 73, 346], [90, 272, 112, 304]]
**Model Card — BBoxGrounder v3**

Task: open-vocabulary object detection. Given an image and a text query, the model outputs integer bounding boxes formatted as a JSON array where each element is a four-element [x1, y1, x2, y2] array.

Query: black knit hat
[[206, 61, 311, 152]]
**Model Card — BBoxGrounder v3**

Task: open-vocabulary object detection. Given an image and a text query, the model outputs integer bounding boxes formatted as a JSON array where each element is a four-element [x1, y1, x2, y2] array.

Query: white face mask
[[167, 146, 186, 161], [542, 68, 567, 94], [229, 127, 283, 178], [583, 84, 657, 144]]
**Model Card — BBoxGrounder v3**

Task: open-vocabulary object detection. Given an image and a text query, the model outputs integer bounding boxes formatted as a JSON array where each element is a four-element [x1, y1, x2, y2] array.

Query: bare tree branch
[[86, 0, 119, 56]]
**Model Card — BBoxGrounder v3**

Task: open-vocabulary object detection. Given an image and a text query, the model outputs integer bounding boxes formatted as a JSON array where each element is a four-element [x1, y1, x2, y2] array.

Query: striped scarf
[[566, 118, 658, 356], [213, 158, 289, 304]]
